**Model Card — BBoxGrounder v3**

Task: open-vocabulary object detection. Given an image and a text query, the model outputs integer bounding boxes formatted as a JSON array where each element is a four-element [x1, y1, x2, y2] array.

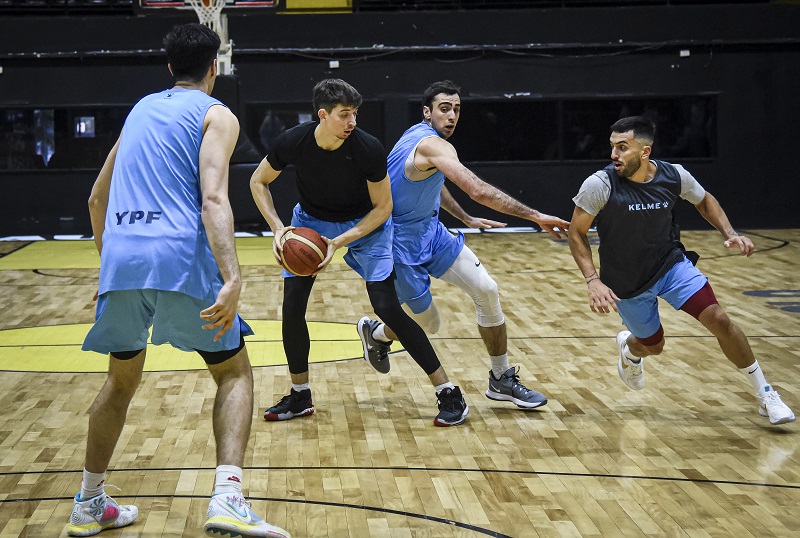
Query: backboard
[[138, 0, 278, 10], [137, 0, 279, 75]]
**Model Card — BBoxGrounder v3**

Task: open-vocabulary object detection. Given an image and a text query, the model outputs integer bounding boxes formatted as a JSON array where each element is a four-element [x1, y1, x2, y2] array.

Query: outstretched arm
[[439, 185, 506, 229], [198, 104, 242, 341], [88, 135, 121, 254], [417, 137, 568, 238], [568, 205, 620, 313], [694, 192, 754, 256]]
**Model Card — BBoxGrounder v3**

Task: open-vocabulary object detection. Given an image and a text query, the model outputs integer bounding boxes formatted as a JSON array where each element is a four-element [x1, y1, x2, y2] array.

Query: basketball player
[[568, 115, 794, 425], [250, 79, 469, 427], [357, 80, 569, 410], [73, 24, 289, 537]]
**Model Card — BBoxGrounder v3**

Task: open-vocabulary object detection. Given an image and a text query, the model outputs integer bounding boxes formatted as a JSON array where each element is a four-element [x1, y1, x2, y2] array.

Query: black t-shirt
[[267, 121, 387, 222]]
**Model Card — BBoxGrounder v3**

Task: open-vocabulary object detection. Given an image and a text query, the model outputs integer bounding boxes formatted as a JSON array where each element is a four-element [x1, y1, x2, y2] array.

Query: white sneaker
[[758, 386, 796, 425], [67, 491, 138, 536], [204, 492, 290, 537], [617, 331, 644, 390]]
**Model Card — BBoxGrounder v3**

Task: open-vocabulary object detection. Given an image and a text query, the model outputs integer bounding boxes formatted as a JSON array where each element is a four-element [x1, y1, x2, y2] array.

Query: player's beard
[[618, 156, 641, 178]]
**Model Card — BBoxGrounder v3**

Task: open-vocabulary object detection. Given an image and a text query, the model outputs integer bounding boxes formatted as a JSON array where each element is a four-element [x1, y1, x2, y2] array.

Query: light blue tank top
[[388, 122, 448, 265], [99, 88, 225, 299]]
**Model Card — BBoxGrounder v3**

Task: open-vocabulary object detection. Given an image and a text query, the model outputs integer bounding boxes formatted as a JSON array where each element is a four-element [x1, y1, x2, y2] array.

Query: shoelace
[[505, 366, 533, 394], [437, 390, 462, 411], [627, 360, 643, 375], [370, 334, 390, 352], [510, 375, 533, 395], [761, 390, 781, 406], [100, 484, 123, 508]]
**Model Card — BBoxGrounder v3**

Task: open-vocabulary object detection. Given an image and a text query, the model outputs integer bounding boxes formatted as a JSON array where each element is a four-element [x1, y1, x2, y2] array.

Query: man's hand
[[272, 226, 294, 267], [724, 235, 755, 257], [200, 280, 241, 342], [462, 216, 507, 230], [533, 212, 570, 240], [587, 279, 620, 314], [311, 236, 339, 276]]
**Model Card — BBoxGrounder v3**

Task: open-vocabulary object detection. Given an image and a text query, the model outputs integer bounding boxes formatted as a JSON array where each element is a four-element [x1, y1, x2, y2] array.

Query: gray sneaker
[[485, 366, 548, 409], [357, 316, 391, 373]]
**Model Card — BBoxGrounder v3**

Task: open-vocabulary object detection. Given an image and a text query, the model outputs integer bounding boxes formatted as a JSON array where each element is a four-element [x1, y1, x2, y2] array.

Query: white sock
[[214, 465, 243, 495], [621, 339, 641, 363], [435, 382, 455, 395], [292, 383, 310, 392], [373, 323, 391, 343], [490, 354, 510, 378], [80, 469, 106, 501], [739, 360, 769, 396]]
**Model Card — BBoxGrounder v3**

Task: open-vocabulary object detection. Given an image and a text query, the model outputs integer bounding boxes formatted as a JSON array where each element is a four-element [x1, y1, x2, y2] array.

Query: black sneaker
[[434, 386, 469, 427], [264, 388, 314, 421], [357, 316, 391, 373]]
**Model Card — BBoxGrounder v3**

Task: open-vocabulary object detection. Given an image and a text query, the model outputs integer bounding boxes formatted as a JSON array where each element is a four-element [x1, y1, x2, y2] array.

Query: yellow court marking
[[0, 320, 391, 373], [0, 241, 101, 270], [0, 237, 347, 270]]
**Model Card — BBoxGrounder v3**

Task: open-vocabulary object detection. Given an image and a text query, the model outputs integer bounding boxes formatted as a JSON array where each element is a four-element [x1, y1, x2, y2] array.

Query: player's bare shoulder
[[204, 103, 239, 135], [416, 135, 456, 167], [210, 103, 239, 125]]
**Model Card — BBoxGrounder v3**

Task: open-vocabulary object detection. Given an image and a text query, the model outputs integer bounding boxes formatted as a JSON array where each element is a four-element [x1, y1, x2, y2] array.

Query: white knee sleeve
[[439, 246, 504, 327], [404, 301, 442, 334]]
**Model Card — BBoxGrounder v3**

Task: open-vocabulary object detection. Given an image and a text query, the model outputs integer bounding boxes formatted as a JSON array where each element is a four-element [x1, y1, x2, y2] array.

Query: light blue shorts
[[394, 222, 465, 314], [616, 256, 708, 339], [286, 204, 394, 282], [82, 289, 253, 354]]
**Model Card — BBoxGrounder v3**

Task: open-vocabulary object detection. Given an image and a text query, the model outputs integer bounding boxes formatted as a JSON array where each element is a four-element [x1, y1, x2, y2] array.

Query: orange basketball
[[279, 227, 328, 276]]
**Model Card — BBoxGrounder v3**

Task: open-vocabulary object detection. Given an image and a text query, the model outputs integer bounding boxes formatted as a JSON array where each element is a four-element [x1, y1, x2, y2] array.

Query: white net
[[186, 0, 234, 75], [186, 0, 226, 35]]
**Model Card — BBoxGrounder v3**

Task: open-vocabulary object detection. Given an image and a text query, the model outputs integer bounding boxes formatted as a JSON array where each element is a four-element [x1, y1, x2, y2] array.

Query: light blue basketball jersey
[[99, 88, 225, 300], [388, 121, 463, 271]]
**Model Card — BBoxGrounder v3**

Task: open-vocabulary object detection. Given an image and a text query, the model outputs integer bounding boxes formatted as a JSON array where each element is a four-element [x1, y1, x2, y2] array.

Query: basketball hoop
[[186, 0, 235, 75]]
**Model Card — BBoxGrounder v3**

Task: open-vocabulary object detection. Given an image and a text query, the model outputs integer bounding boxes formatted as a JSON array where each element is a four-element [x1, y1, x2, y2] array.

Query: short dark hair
[[610, 116, 656, 145], [164, 23, 220, 83], [312, 79, 362, 113], [422, 80, 461, 110]]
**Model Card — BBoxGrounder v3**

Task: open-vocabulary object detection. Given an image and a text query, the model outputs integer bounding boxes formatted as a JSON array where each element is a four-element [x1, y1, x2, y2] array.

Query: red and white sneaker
[[67, 491, 138, 536]]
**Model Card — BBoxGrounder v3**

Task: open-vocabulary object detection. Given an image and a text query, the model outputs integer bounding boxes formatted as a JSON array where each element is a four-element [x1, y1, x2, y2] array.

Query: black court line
[[7, 234, 790, 280], [2, 465, 798, 537], [2, 335, 799, 374], [0, 241, 33, 259], [514, 229, 791, 273], [31, 269, 99, 280], [2, 333, 799, 349], [2, 465, 798, 491], [746, 230, 794, 245], [0, 494, 511, 537]]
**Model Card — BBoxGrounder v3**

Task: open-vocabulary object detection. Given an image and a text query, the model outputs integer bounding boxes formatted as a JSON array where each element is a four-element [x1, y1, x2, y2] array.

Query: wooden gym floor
[[0, 229, 798, 537]]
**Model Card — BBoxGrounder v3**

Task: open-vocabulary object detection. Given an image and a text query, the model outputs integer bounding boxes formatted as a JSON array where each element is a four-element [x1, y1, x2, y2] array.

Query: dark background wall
[[1, 3, 799, 236]]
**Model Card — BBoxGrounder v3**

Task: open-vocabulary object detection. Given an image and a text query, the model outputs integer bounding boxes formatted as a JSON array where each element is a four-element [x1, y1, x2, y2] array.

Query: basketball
[[280, 227, 328, 276]]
